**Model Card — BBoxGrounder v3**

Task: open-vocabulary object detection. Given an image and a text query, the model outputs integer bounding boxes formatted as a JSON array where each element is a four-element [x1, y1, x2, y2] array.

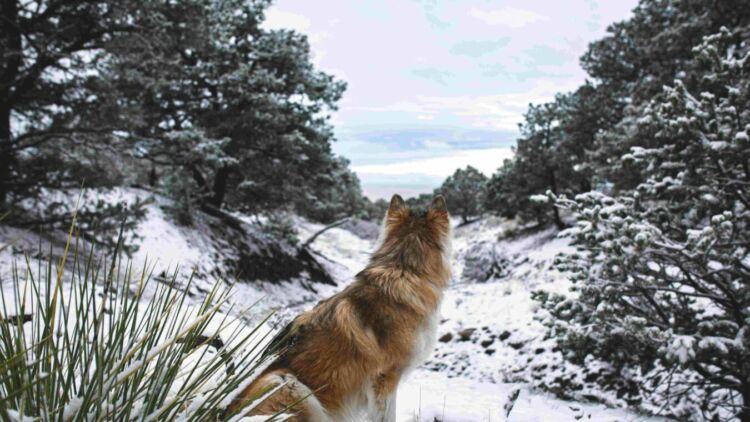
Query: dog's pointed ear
[[431, 195, 448, 213], [388, 194, 405, 214]]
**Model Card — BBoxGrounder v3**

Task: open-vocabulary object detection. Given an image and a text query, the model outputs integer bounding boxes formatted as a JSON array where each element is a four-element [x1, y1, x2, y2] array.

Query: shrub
[[0, 226, 281, 420]]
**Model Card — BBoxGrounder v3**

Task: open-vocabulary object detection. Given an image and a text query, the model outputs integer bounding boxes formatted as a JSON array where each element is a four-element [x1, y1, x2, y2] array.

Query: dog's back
[[226, 195, 451, 421]]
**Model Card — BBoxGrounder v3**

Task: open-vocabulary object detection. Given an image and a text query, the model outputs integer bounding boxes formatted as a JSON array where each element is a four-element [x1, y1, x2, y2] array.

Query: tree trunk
[[551, 200, 564, 229], [548, 168, 564, 229], [189, 164, 207, 188], [148, 167, 158, 187], [0, 104, 12, 207], [741, 383, 750, 422], [0, 0, 21, 208], [579, 178, 591, 193], [209, 166, 230, 209]]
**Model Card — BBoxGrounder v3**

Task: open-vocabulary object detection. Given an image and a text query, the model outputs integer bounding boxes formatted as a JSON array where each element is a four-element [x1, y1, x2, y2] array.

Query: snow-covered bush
[[0, 232, 275, 420], [536, 29, 750, 422], [16, 189, 150, 254], [461, 241, 509, 283]]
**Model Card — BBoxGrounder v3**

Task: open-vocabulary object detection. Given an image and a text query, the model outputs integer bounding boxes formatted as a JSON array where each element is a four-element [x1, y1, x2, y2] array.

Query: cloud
[[449, 39, 510, 57], [334, 126, 516, 161], [352, 146, 513, 198], [354, 80, 577, 131], [358, 176, 445, 201], [352, 147, 513, 178], [264, 0, 639, 199], [336, 127, 516, 199], [480, 45, 576, 79], [469, 7, 549, 28], [417, 0, 451, 29], [411, 67, 453, 85]]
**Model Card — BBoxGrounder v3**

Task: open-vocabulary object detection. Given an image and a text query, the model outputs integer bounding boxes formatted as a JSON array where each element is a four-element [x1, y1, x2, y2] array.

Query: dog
[[225, 194, 452, 421]]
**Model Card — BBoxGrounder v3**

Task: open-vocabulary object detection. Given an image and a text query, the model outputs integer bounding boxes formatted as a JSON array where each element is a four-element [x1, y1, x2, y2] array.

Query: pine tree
[[485, 159, 548, 224], [0, 0, 154, 246], [1, 1, 133, 206], [584, 0, 750, 191], [485, 95, 588, 228], [540, 28, 750, 421], [438, 166, 487, 224], [1, 0, 361, 231], [294, 157, 367, 223], [108, 0, 348, 216]]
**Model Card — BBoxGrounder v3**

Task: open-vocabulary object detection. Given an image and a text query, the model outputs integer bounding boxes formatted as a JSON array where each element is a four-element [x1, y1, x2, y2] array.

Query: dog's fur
[[226, 194, 452, 421]]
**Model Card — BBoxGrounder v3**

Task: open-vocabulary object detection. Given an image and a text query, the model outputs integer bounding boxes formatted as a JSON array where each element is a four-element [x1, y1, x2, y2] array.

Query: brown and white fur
[[225, 194, 452, 421]]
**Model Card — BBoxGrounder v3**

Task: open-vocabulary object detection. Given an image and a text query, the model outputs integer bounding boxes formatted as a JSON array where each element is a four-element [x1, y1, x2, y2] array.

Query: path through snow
[[297, 218, 667, 422]]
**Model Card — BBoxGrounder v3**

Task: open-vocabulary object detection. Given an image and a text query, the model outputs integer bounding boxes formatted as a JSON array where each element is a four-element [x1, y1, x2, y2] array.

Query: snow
[[297, 216, 667, 421], [62, 397, 84, 420], [0, 190, 670, 421], [397, 371, 665, 422], [6, 410, 34, 422]]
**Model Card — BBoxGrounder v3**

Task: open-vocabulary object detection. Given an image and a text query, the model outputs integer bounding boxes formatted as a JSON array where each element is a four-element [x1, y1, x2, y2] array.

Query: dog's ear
[[431, 195, 448, 213], [388, 194, 405, 214]]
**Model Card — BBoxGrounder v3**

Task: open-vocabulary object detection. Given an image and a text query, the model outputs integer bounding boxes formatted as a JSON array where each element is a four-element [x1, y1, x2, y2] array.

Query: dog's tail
[[223, 370, 326, 421]]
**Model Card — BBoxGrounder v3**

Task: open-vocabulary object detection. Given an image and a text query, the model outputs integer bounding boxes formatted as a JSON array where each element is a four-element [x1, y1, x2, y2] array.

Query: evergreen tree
[[1, 0, 362, 231], [361, 197, 389, 222], [585, 0, 750, 191], [482, 1, 750, 419], [0, 0, 136, 206], [405, 193, 434, 211], [539, 28, 750, 421], [294, 157, 367, 223], [486, 96, 582, 228], [485, 159, 547, 224], [109, 0, 347, 216], [0, 0, 152, 245], [438, 166, 487, 224]]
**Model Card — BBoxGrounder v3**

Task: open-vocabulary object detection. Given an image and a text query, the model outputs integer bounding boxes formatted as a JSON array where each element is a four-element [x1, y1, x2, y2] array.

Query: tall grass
[[0, 228, 281, 421]]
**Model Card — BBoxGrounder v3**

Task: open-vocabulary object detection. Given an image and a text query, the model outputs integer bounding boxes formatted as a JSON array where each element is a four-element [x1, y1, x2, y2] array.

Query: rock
[[499, 330, 511, 341], [438, 332, 453, 343], [480, 339, 494, 348], [509, 341, 525, 350], [457, 328, 476, 342]]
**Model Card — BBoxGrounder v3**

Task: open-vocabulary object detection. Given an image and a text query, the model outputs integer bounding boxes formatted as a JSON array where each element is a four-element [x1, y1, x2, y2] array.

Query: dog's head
[[375, 194, 452, 274], [383, 194, 450, 240]]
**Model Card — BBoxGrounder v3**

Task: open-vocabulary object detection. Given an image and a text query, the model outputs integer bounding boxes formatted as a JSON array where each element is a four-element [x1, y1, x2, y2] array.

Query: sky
[[263, 0, 639, 200]]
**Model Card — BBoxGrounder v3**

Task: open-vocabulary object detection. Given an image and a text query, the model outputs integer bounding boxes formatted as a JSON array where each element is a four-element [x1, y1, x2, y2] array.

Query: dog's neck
[[358, 233, 451, 318]]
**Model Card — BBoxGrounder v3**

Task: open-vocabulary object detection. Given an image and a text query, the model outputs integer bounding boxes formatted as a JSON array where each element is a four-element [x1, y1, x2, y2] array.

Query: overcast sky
[[263, 0, 638, 200]]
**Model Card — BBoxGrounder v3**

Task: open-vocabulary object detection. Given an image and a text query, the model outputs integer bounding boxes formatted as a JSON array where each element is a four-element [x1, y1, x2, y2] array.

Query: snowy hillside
[[0, 193, 668, 421], [0, 188, 332, 321]]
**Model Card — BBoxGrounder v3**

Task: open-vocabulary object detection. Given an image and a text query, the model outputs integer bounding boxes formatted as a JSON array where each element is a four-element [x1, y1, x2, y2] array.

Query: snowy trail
[[298, 219, 667, 422]]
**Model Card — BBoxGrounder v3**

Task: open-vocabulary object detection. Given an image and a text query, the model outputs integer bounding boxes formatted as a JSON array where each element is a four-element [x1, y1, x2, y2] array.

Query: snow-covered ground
[[0, 191, 668, 421], [295, 215, 667, 421]]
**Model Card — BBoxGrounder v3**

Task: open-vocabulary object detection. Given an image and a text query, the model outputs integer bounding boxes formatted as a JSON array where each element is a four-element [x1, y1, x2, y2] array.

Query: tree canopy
[[0, 0, 365, 235], [438, 166, 487, 224]]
